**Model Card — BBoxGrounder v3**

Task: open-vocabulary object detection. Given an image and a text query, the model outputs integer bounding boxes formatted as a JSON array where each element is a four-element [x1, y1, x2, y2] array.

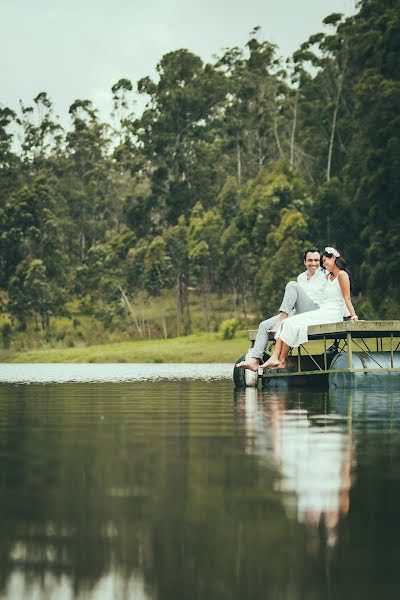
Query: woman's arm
[[338, 271, 358, 320]]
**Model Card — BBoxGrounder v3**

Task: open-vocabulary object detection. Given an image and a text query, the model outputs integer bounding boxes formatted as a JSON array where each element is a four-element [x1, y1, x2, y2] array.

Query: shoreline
[[0, 332, 249, 364]]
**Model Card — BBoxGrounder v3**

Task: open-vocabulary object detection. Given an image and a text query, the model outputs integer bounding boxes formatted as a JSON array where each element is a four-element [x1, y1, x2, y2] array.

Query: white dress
[[276, 275, 346, 348]]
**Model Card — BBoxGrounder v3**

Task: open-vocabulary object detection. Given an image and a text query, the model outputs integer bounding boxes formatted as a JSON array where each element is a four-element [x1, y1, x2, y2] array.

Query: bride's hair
[[323, 248, 348, 272]]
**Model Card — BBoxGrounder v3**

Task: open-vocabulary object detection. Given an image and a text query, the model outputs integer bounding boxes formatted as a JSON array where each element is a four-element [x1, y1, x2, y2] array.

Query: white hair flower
[[325, 246, 340, 258]]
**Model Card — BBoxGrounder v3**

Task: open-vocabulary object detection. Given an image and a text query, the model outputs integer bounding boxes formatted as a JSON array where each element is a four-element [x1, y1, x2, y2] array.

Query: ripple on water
[[0, 363, 233, 384]]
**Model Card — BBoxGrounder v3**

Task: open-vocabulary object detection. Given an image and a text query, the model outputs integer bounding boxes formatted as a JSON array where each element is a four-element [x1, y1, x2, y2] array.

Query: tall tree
[[0, 107, 19, 209], [216, 29, 285, 183], [133, 49, 227, 225], [293, 13, 353, 186], [65, 100, 113, 263], [18, 92, 63, 173], [344, 0, 400, 307]]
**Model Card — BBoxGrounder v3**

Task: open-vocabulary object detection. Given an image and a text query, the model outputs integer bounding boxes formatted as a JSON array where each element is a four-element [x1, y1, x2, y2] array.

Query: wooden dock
[[234, 320, 400, 388]]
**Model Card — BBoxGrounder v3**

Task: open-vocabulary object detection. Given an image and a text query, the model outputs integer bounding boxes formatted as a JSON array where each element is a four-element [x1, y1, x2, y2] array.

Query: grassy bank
[[0, 332, 250, 363], [0, 290, 257, 357]]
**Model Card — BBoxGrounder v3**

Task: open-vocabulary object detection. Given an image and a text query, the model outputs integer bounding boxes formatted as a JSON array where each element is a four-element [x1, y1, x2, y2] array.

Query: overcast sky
[[1, 0, 357, 125]]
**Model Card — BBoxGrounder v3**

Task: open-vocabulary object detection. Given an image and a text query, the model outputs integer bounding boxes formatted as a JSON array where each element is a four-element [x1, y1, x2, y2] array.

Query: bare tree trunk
[[257, 132, 265, 169], [39, 218, 44, 260], [160, 306, 168, 339], [326, 86, 341, 182], [200, 275, 212, 332], [290, 89, 299, 170], [233, 284, 239, 318], [236, 139, 242, 185], [183, 277, 192, 335], [80, 229, 85, 263], [79, 182, 86, 262], [327, 55, 347, 182], [119, 286, 143, 337], [176, 274, 182, 337], [271, 88, 284, 159], [273, 113, 284, 159], [202, 292, 210, 332], [242, 279, 248, 330], [177, 272, 192, 336], [205, 273, 215, 331]]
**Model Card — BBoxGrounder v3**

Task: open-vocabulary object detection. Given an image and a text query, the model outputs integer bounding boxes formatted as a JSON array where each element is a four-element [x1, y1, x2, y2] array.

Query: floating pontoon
[[234, 320, 400, 389]]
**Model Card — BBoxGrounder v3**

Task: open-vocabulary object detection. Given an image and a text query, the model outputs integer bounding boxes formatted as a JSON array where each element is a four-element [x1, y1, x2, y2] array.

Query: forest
[[0, 0, 399, 351]]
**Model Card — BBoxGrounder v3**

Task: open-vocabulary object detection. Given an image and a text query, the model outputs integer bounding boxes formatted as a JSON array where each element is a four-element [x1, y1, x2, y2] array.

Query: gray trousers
[[251, 281, 318, 359]]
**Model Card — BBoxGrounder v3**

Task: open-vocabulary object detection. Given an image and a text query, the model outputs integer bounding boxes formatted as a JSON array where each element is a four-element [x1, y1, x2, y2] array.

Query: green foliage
[[187, 202, 224, 289], [342, 0, 400, 304], [143, 236, 174, 296], [219, 318, 240, 340], [308, 177, 356, 281], [1, 1, 400, 347], [8, 259, 61, 329], [256, 208, 309, 315]]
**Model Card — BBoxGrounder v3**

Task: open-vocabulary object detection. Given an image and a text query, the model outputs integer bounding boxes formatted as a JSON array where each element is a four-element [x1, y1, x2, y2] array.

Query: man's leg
[[251, 315, 279, 359], [279, 281, 317, 314], [270, 281, 318, 333], [279, 281, 299, 315], [292, 284, 319, 313], [236, 314, 279, 370]]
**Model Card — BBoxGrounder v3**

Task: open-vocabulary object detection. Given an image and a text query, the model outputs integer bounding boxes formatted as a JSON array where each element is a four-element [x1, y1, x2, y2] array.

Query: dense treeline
[[0, 0, 399, 346]]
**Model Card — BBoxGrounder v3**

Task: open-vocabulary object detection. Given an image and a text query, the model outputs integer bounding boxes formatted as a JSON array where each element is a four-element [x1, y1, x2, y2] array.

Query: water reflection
[[4, 569, 150, 600], [234, 388, 354, 553], [0, 381, 399, 599]]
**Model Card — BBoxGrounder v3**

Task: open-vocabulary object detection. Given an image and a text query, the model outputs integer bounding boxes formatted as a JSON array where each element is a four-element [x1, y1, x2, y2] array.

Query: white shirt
[[297, 268, 350, 316], [297, 268, 327, 306]]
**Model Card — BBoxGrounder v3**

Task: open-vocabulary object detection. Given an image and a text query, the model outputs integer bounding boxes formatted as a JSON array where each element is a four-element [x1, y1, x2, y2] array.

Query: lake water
[[0, 364, 399, 599]]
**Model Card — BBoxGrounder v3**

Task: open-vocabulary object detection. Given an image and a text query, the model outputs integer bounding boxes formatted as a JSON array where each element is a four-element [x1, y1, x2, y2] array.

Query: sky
[[1, 0, 357, 126]]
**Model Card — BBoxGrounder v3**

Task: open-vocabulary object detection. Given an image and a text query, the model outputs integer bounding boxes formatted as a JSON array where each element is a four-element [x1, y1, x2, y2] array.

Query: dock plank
[[247, 320, 400, 341]]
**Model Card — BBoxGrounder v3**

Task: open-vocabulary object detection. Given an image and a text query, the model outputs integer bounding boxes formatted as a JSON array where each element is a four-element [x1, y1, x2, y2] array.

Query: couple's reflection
[[235, 387, 354, 553]]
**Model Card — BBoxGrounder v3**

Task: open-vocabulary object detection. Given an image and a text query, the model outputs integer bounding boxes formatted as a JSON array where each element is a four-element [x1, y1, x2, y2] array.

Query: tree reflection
[[0, 381, 329, 599]]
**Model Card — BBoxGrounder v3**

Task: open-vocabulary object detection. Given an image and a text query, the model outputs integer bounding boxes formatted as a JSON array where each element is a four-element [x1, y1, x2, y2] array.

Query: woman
[[261, 247, 358, 370]]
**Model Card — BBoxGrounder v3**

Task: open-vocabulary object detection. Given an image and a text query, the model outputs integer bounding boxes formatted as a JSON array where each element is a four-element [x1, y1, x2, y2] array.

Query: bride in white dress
[[261, 247, 358, 370]]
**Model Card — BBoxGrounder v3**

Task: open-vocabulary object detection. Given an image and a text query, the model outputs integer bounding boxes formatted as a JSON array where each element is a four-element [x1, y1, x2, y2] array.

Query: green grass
[[0, 331, 251, 363]]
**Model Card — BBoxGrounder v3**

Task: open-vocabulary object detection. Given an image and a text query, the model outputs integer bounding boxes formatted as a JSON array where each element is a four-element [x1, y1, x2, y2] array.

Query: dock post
[[390, 334, 394, 368], [323, 336, 327, 371], [347, 332, 353, 370]]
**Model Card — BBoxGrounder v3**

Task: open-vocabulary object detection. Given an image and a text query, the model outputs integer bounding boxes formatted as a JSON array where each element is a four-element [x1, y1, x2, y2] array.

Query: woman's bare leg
[[260, 339, 291, 370], [277, 341, 291, 367], [260, 339, 283, 369]]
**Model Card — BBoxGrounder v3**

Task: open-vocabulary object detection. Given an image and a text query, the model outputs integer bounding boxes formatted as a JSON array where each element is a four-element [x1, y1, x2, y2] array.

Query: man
[[236, 247, 327, 372]]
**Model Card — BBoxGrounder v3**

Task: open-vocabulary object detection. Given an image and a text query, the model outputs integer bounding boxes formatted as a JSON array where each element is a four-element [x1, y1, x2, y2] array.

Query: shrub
[[219, 318, 239, 340]]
